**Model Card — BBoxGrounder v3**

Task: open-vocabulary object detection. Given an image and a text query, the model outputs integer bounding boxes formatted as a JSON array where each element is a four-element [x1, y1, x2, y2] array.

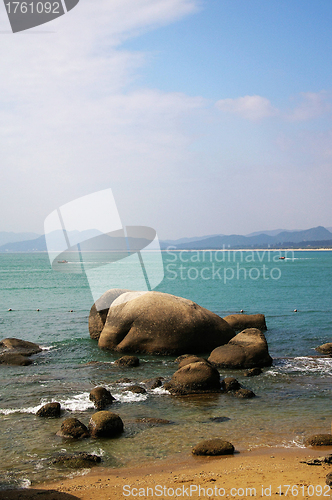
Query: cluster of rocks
[[88, 290, 273, 371], [301, 451, 332, 487]]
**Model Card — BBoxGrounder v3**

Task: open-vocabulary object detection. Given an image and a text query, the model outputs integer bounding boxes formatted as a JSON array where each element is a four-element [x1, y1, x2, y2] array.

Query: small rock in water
[[192, 438, 234, 456], [127, 385, 146, 394], [56, 418, 90, 439], [88, 411, 124, 438], [244, 367, 263, 377], [89, 386, 115, 410], [37, 402, 61, 418], [51, 452, 101, 468], [304, 434, 332, 447], [114, 355, 140, 367], [234, 388, 256, 399]]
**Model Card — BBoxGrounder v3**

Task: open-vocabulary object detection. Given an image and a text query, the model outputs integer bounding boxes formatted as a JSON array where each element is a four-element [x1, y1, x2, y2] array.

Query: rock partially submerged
[[51, 452, 101, 468], [56, 418, 90, 439], [165, 360, 221, 395], [96, 291, 235, 355], [192, 439, 234, 456], [89, 387, 115, 410], [315, 343, 332, 356], [208, 328, 272, 369], [37, 402, 61, 418], [0, 338, 42, 366], [88, 411, 124, 438], [114, 355, 140, 367], [304, 434, 332, 447], [89, 288, 131, 339]]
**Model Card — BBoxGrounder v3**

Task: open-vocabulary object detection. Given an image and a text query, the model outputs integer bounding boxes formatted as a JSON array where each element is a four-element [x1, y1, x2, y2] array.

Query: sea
[[0, 249, 331, 489]]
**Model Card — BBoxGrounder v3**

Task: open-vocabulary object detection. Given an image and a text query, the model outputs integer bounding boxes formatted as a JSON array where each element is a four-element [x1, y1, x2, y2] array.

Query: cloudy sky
[[1, 0, 332, 238]]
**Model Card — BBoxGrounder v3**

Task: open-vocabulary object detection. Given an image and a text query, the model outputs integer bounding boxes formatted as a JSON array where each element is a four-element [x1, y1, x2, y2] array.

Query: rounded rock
[[192, 438, 234, 456], [165, 361, 221, 395], [56, 418, 90, 439], [114, 356, 140, 367], [304, 434, 332, 447], [88, 411, 124, 438], [36, 402, 61, 418], [89, 387, 115, 410]]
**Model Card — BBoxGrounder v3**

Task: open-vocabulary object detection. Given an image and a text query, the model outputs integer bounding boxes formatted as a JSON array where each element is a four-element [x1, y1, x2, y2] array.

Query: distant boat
[[57, 260, 68, 263], [279, 256, 286, 260]]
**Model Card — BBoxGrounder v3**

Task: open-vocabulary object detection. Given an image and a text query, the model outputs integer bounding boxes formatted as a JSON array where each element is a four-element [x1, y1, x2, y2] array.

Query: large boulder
[[89, 288, 131, 339], [208, 328, 272, 369], [97, 291, 235, 355], [164, 361, 221, 395], [315, 343, 332, 356], [88, 411, 124, 438], [223, 314, 267, 332]]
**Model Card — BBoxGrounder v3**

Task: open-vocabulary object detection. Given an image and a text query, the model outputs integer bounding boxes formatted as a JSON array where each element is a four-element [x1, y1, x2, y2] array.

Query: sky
[[1, 0, 332, 239]]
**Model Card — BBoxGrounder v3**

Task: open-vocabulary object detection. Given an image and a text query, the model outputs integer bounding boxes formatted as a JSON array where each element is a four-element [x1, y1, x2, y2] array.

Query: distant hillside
[[162, 226, 332, 250], [0, 231, 41, 247]]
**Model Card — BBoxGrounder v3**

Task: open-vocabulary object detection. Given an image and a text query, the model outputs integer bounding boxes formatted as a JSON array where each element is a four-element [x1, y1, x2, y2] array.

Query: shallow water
[[0, 251, 331, 488]]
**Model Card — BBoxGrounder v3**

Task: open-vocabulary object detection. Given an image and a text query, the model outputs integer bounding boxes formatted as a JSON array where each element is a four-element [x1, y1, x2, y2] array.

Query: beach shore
[[1, 447, 331, 500]]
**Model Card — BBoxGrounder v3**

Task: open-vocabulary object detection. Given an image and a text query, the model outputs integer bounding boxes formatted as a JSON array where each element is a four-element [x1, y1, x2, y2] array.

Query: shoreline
[[1, 446, 331, 499]]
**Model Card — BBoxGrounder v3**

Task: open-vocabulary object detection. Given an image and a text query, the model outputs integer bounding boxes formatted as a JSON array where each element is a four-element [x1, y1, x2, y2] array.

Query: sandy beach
[[1, 446, 331, 500]]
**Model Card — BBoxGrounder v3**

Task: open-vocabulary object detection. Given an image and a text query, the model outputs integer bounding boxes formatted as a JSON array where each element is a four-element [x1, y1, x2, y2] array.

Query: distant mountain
[[0, 231, 41, 247], [162, 226, 332, 250]]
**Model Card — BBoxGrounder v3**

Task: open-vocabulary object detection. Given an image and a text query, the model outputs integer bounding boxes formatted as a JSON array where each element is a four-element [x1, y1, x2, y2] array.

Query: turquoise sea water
[[0, 250, 331, 489]]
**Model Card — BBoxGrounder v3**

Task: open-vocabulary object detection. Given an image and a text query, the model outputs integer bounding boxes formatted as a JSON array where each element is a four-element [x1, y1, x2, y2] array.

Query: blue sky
[[0, 0, 332, 238]]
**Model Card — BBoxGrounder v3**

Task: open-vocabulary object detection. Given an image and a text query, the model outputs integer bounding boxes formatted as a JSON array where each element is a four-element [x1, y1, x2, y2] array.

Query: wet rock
[[89, 387, 115, 410], [135, 417, 172, 425], [0, 353, 32, 366], [98, 291, 235, 355], [89, 288, 131, 340], [178, 356, 210, 369], [114, 356, 140, 367], [305, 434, 332, 447], [234, 388, 256, 398], [208, 328, 272, 369], [36, 402, 61, 418], [208, 416, 230, 423], [115, 377, 132, 384], [315, 343, 332, 356], [221, 377, 241, 392], [244, 367, 263, 377], [143, 377, 164, 389], [51, 452, 101, 468], [223, 314, 267, 332], [192, 438, 234, 456], [56, 418, 90, 439], [326, 472, 332, 486], [164, 361, 221, 395], [127, 385, 146, 394], [0, 338, 42, 356], [88, 411, 124, 438]]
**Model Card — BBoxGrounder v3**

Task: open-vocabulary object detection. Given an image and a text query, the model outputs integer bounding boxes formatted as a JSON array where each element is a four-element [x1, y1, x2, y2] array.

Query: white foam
[[57, 392, 94, 411], [267, 356, 332, 377], [151, 387, 170, 395], [112, 391, 148, 403]]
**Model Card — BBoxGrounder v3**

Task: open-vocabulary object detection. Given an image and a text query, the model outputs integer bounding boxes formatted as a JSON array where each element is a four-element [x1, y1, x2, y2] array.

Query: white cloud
[[287, 91, 332, 122], [215, 95, 278, 121]]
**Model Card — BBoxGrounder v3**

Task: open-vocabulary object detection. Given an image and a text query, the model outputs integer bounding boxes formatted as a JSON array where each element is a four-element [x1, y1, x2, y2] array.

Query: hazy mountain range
[[0, 226, 332, 252]]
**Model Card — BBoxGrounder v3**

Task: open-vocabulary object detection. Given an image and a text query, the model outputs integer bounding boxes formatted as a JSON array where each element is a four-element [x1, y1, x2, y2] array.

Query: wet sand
[[1, 446, 331, 500]]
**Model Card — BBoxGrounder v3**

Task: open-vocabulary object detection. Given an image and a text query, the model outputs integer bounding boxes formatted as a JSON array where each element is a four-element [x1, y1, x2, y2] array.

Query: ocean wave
[[267, 356, 332, 376]]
